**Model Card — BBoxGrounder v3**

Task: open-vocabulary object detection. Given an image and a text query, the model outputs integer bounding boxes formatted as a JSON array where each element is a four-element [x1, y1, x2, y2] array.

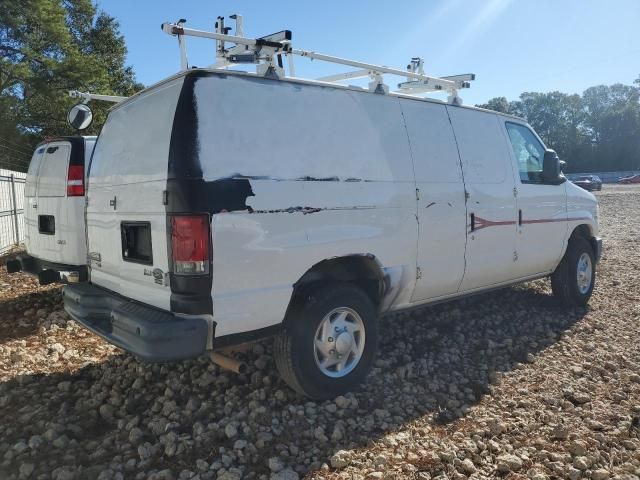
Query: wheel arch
[[284, 254, 385, 325], [558, 223, 600, 266]]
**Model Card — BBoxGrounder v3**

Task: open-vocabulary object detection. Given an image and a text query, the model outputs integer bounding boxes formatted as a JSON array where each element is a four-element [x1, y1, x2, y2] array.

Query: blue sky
[[99, 0, 640, 105]]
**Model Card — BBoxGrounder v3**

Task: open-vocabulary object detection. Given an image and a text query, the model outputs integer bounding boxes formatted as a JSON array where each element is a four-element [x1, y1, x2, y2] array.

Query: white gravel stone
[[268, 457, 285, 473], [224, 423, 238, 439], [496, 454, 523, 472], [592, 469, 610, 480], [330, 450, 352, 469]]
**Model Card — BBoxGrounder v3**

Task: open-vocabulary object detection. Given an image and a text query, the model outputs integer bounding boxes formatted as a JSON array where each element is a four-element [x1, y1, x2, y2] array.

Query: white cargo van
[[62, 68, 601, 399], [7, 136, 95, 284]]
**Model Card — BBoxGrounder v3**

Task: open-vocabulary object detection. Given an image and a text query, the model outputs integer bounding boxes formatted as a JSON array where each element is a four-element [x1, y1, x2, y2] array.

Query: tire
[[551, 236, 596, 307], [274, 283, 378, 399]]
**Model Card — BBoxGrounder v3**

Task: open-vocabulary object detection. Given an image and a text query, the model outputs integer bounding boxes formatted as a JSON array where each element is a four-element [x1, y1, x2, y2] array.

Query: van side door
[[399, 99, 467, 302], [502, 121, 567, 276], [447, 107, 519, 292]]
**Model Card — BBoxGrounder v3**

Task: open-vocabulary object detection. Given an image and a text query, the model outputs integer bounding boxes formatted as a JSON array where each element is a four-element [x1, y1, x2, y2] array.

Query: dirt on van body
[[0, 184, 639, 480]]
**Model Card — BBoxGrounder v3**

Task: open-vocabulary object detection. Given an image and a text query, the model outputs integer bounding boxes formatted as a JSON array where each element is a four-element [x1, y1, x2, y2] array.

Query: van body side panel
[[192, 74, 417, 336], [86, 79, 184, 310], [446, 107, 519, 291], [398, 99, 467, 302]]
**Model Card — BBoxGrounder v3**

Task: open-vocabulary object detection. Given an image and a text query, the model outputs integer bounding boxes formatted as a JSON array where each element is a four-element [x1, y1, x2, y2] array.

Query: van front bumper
[[593, 237, 603, 263], [63, 283, 210, 362], [7, 253, 89, 285]]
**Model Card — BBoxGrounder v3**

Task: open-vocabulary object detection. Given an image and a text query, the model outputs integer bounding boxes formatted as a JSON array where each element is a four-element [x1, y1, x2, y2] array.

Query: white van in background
[[7, 136, 95, 284], [62, 68, 602, 399]]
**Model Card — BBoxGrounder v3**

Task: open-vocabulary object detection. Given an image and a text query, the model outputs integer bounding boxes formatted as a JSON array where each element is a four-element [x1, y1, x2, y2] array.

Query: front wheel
[[551, 236, 596, 307], [274, 283, 378, 399]]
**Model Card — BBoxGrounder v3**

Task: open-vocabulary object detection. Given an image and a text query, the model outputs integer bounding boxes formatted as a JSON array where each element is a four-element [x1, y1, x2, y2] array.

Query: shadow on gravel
[[0, 282, 587, 478], [0, 288, 61, 344]]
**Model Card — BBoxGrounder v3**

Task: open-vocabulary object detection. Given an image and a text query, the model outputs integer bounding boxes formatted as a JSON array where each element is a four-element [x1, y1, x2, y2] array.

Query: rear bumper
[[6, 254, 88, 285], [63, 283, 211, 362]]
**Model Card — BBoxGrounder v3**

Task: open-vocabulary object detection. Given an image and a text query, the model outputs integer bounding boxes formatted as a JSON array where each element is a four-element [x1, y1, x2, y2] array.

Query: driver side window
[[505, 122, 546, 184]]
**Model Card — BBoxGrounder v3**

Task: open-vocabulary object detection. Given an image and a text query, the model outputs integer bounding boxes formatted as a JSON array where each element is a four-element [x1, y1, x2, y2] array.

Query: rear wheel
[[274, 283, 378, 399], [551, 236, 596, 307]]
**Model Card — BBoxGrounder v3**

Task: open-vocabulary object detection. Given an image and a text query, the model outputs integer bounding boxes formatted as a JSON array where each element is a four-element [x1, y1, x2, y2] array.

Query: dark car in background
[[619, 174, 640, 184], [572, 175, 602, 191]]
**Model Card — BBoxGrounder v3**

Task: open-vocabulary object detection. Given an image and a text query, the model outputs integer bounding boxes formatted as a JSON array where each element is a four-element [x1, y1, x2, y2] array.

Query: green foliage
[[0, 0, 143, 171], [478, 78, 640, 173], [476, 96, 511, 114]]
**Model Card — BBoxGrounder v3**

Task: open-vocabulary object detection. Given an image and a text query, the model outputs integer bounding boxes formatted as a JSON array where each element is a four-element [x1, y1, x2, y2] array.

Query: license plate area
[[121, 222, 153, 265], [38, 215, 55, 235]]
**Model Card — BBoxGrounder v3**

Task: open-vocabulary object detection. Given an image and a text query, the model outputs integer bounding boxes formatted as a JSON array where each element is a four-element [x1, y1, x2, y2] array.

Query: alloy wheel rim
[[313, 307, 365, 378], [576, 252, 593, 294]]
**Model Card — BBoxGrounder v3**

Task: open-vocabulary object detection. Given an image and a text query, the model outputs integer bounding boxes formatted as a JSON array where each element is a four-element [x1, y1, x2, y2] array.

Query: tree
[[509, 91, 587, 171], [582, 84, 640, 171], [0, 0, 143, 171], [476, 96, 511, 114], [476, 80, 640, 173]]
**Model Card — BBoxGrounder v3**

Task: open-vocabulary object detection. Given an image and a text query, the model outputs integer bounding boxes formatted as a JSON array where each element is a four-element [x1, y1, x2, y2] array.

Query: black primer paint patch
[[166, 72, 212, 316], [204, 178, 255, 213]]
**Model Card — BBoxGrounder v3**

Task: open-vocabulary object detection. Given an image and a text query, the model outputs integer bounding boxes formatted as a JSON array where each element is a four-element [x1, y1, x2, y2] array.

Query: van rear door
[[24, 145, 45, 250], [85, 78, 184, 311], [24, 139, 87, 265]]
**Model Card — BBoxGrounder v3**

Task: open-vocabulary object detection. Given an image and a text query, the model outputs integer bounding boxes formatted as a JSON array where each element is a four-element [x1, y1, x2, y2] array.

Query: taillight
[[66, 165, 84, 196], [170, 215, 210, 275]]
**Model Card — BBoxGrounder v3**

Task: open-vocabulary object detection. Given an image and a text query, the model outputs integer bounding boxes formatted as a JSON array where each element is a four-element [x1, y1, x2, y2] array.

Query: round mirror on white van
[[67, 103, 93, 130]]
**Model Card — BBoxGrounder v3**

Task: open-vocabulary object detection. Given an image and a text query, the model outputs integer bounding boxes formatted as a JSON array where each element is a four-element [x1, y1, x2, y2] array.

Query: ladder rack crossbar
[[316, 69, 372, 83], [286, 49, 455, 91], [69, 90, 126, 104], [162, 23, 285, 49], [160, 17, 475, 102]]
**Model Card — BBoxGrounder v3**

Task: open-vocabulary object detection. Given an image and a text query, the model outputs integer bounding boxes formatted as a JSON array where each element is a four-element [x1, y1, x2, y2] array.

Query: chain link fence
[[0, 168, 26, 254]]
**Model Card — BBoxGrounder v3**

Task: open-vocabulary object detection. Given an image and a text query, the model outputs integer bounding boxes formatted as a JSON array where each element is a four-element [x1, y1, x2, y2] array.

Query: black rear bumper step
[[6, 254, 88, 285], [63, 283, 211, 362]]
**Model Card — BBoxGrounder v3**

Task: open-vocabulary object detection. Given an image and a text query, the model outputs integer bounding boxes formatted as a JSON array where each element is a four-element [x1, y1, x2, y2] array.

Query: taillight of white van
[[170, 215, 210, 275], [66, 164, 84, 196]]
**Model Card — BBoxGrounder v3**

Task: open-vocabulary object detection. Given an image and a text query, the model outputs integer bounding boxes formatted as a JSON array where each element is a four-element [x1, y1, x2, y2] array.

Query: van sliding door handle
[[470, 213, 475, 232], [518, 209, 522, 226]]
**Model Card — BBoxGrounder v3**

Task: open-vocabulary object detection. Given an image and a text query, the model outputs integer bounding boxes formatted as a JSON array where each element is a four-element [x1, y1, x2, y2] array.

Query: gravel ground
[[1, 184, 639, 480]]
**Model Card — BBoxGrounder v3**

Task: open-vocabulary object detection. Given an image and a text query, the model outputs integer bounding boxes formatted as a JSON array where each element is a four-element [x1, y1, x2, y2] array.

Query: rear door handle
[[518, 209, 522, 226], [470, 213, 475, 232]]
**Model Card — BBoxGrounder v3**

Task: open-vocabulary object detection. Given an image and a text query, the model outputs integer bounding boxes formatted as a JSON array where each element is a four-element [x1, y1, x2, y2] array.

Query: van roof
[[113, 68, 527, 123], [37, 136, 97, 148]]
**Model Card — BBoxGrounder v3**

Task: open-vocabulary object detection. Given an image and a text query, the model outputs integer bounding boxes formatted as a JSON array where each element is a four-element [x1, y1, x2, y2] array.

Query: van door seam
[[445, 106, 469, 293], [397, 99, 420, 289]]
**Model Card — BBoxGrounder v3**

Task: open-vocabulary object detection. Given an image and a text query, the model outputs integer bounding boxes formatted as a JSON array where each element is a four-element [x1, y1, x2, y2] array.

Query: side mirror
[[543, 149, 562, 183], [67, 103, 93, 130]]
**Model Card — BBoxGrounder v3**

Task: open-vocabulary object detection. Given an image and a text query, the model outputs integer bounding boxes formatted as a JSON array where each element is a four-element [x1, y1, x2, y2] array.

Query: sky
[[99, 0, 640, 105]]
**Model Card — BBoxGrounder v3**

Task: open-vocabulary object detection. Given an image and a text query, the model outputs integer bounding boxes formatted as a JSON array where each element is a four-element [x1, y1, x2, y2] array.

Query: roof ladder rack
[[161, 15, 475, 104], [68, 90, 126, 104]]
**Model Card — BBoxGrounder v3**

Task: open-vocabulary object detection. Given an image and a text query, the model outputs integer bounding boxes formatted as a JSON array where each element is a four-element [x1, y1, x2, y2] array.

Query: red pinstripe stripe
[[471, 215, 591, 233]]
